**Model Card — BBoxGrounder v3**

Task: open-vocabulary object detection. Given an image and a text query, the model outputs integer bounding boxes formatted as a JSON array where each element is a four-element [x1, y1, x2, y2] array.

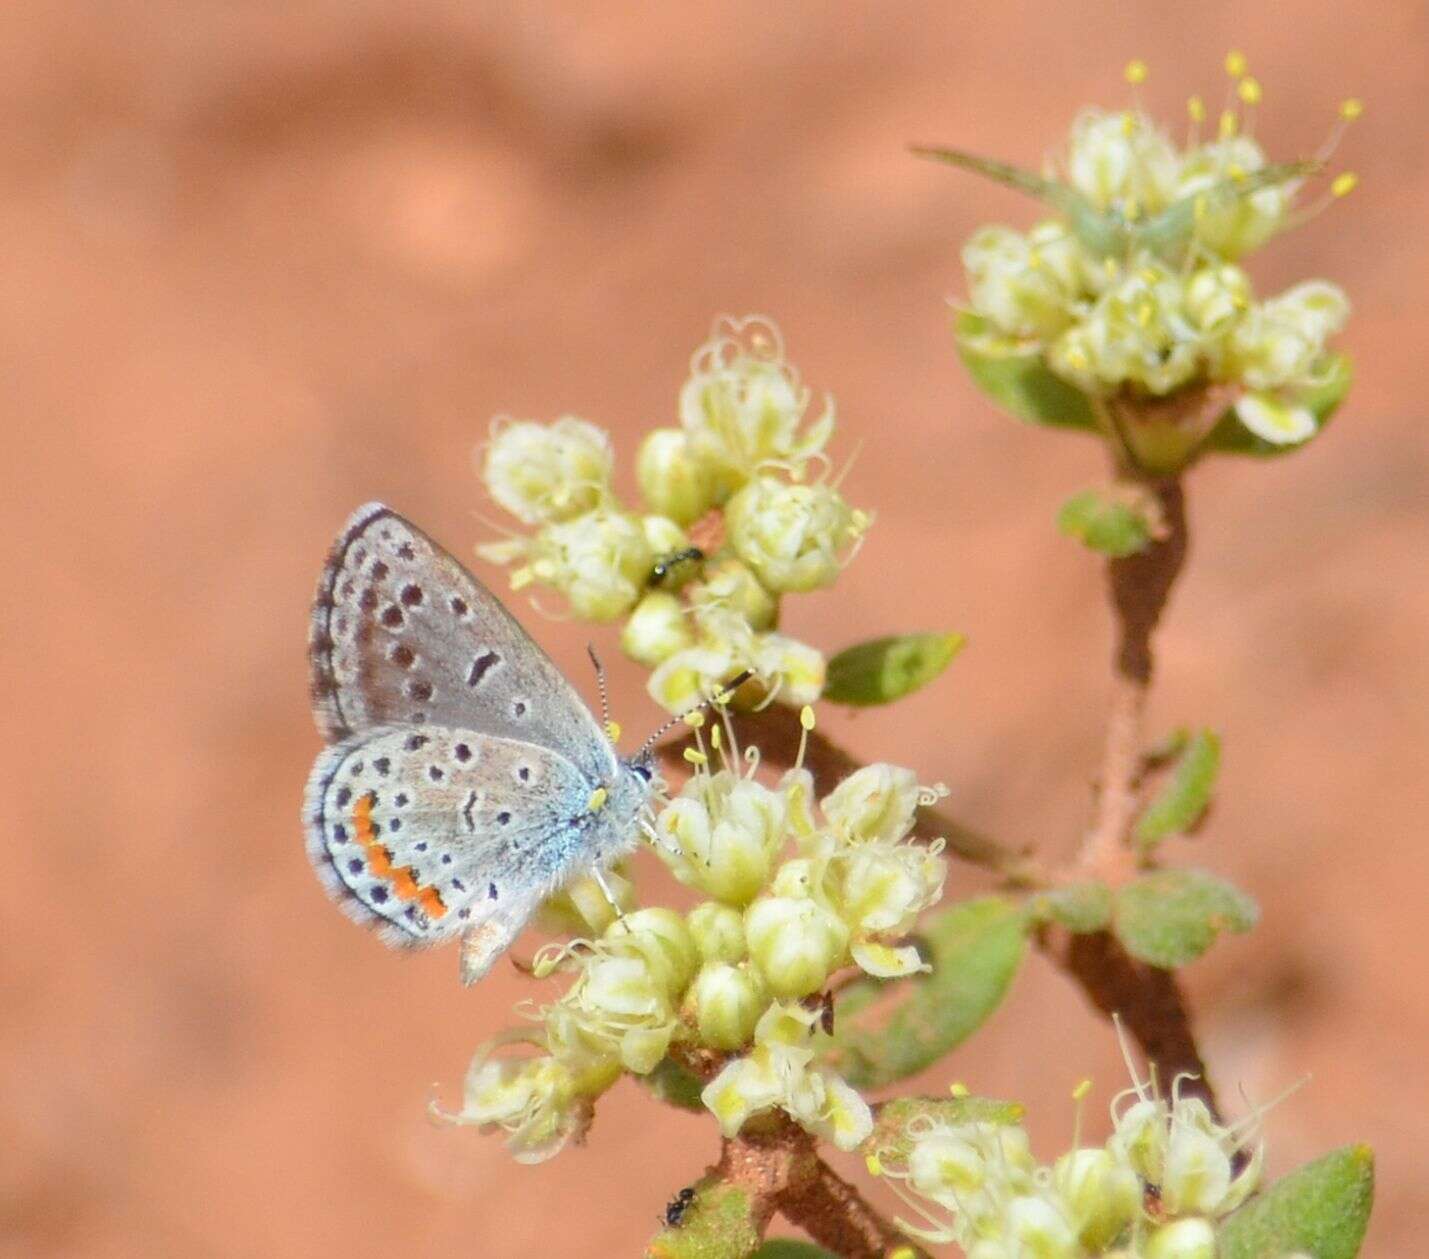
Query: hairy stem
[[1080, 476, 1188, 878]]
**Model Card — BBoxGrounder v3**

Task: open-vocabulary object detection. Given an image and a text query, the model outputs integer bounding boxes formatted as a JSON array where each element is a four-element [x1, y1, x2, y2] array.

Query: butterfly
[[303, 502, 661, 985]]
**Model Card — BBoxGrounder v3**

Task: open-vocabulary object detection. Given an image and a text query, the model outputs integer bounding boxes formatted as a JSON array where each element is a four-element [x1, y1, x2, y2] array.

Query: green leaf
[[1113, 869, 1258, 968], [1027, 882, 1112, 933], [1202, 352, 1353, 457], [641, 1056, 707, 1112], [868, 1095, 1024, 1160], [829, 897, 1027, 1088], [1219, 1145, 1374, 1259], [751, 1243, 840, 1259], [954, 310, 1097, 431], [824, 632, 966, 707], [1057, 488, 1155, 557], [1135, 729, 1221, 848], [648, 1182, 761, 1259]]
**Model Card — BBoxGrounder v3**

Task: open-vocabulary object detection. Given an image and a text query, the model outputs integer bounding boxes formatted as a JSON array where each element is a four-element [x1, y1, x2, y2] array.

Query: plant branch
[[1080, 476, 1188, 880], [646, 1114, 926, 1259]]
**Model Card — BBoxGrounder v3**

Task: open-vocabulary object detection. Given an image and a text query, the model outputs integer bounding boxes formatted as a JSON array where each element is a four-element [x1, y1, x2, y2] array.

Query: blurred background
[[4, 2, 1426, 1255]]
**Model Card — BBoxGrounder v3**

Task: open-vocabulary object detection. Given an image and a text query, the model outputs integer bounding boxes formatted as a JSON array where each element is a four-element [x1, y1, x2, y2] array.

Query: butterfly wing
[[308, 502, 614, 784], [304, 724, 603, 977]]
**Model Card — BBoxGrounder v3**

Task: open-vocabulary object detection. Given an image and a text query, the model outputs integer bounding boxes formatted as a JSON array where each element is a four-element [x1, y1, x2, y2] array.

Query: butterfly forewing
[[304, 724, 592, 951], [309, 502, 614, 784]]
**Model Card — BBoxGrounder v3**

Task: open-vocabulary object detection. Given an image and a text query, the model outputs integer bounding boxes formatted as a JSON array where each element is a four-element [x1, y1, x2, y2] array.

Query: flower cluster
[[959, 54, 1358, 453], [871, 1069, 1266, 1259], [441, 722, 947, 1162], [477, 316, 869, 711]]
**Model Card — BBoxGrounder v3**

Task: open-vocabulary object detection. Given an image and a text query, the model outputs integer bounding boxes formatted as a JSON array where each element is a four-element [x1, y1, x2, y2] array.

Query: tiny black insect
[[663, 1185, 697, 1227], [649, 546, 705, 587]]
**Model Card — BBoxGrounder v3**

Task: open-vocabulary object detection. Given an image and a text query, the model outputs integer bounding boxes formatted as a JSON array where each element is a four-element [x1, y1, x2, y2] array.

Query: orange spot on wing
[[351, 791, 447, 919]]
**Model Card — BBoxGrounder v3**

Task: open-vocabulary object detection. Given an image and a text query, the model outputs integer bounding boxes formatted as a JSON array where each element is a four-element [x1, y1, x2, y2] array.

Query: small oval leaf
[[1202, 352, 1353, 457], [1057, 488, 1155, 558], [824, 632, 966, 707], [1114, 869, 1258, 968], [955, 310, 1098, 430], [1136, 729, 1221, 847], [1027, 882, 1113, 933], [829, 897, 1027, 1088], [1219, 1145, 1374, 1259], [648, 1182, 761, 1259], [750, 1243, 840, 1259], [641, 1056, 707, 1112]]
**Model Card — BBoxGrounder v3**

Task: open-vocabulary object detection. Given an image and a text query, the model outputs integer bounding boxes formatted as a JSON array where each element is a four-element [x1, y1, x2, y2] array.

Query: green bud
[[620, 591, 694, 667], [1145, 1218, 1217, 1259], [745, 896, 849, 998], [685, 962, 768, 1049], [687, 901, 747, 963], [637, 427, 723, 525]]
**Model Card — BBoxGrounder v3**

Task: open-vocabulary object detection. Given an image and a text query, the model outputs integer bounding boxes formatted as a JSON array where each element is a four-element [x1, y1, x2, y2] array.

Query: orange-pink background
[[5, 3, 1426, 1255]]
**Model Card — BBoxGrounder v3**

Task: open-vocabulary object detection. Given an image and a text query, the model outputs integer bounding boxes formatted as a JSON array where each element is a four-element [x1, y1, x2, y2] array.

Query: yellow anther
[[889, 1247, 916, 1259], [586, 786, 609, 812], [1227, 163, 1247, 181], [683, 748, 708, 766], [604, 720, 622, 744], [1237, 76, 1262, 106], [1332, 172, 1359, 198], [849, 508, 870, 532], [684, 710, 706, 729], [1187, 95, 1206, 123], [865, 1153, 883, 1177], [1120, 111, 1136, 138], [1124, 59, 1149, 85], [1139, 267, 1161, 285], [710, 724, 722, 750], [1224, 49, 1248, 78], [800, 705, 816, 731], [1339, 97, 1364, 121], [1065, 346, 1090, 370], [509, 566, 535, 591], [1219, 109, 1238, 140], [949, 1081, 970, 1098], [1072, 1078, 1093, 1101]]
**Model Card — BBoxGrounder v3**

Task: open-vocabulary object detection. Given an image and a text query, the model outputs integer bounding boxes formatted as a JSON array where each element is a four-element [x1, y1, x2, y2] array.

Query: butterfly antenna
[[587, 644, 611, 730], [637, 670, 754, 759]]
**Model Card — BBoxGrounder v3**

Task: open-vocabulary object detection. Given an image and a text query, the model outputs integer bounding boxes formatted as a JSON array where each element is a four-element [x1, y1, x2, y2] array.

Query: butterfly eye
[[631, 764, 652, 782]]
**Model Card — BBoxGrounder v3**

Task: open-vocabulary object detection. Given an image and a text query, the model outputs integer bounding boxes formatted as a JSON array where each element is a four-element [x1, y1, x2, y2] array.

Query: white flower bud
[[656, 772, 787, 905], [1229, 281, 1349, 390], [535, 508, 653, 622], [692, 556, 779, 631], [547, 952, 677, 1076], [538, 867, 634, 935], [963, 224, 1079, 341], [745, 896, 849, 998], [1177, 136, 1291, 260], [641, 513, 690, 560], [647, 642, 738, 714], [726, 477, 865, 594], [1067, 109, 1179, 215], [1005, 1194, 1078, 1259], [679, 316, 835, 483], [686, 961, 768, 1049], [637, 427, 725, 524], [621, 592, 695, 667], [821, 763, 922, 846], [1185, 264, 1252, 336], [452, 1053, 610, 1164], [1053, 1147, 1142, 1250], [1145, 1217, 1217, 1259], [604, 908, 698, 998], [687, 900, 747, 963], [752, 633, 826, 707], [482, 416, 613, 525]]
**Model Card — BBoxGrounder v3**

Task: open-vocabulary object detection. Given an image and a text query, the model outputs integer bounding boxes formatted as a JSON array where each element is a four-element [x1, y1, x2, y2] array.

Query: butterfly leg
[[591, 864, 625, 921]]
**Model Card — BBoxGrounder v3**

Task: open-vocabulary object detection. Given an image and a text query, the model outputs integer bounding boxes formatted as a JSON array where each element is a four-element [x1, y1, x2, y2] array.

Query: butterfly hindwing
[[303, 724, 596, 954], [308, 502, 615, 784]]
